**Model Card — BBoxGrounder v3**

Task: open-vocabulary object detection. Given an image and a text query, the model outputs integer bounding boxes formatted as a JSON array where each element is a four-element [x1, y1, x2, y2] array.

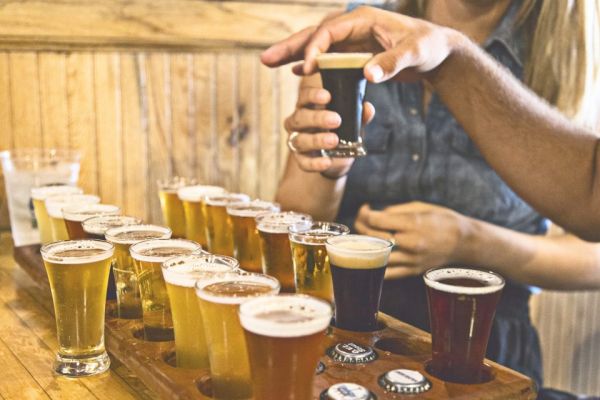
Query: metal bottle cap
[[316, 361, 326, 375], [320, 383, 376, 400], [326, 342, 378, 364], [378, 369, 432, 394]]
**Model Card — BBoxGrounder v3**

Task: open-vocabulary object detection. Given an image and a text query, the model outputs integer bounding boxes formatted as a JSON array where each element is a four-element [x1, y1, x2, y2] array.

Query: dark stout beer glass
[[325, 235, 392, 331], [424, 267, 505, 384], [317, 52, 372, 158]]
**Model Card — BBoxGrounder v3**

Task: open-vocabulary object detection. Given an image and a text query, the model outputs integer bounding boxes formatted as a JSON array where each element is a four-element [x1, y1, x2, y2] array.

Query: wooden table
[[0, 232, 157, 400]]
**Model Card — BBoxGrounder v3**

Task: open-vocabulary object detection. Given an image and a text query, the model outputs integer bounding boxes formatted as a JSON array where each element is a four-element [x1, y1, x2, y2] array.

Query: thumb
[[364, 46, 416, 83]]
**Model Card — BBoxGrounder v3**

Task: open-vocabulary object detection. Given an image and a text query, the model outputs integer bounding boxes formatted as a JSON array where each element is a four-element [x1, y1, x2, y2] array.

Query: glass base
[[321, 143, 366, 158], [54, 351, 110, 377]]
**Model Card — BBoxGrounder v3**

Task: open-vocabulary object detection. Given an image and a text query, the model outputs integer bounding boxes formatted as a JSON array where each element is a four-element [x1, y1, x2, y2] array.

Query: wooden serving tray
[[14, 245, 536, 400]]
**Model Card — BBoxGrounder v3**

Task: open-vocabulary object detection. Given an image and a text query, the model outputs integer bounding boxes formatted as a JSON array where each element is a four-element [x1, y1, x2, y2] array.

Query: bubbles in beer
[[162, 254, 239, 287], [130, 239, 202, 263], [424, 268, 505, 295], [105, 224, 172, 244], [196, 273, 280, 304], [326, 234, 393, 269], [256, 212, 312, 234], [41, 240, 114, 264]]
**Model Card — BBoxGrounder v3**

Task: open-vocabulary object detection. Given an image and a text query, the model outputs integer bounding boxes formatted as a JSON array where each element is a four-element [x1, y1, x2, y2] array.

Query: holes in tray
[[374, 337, 424, 356], [196, 375, 213, 398]]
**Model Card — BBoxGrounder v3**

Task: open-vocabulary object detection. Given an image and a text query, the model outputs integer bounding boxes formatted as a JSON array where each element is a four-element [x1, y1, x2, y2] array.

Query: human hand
[[284, 80, 375, 176], [354, 201, 472, 279], [261, 6, 464, 83]]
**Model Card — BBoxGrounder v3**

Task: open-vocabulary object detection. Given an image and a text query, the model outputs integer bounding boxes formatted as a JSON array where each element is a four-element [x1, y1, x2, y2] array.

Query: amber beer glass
[[256, 212, 312, 292], [41, 240, 114, 376], [105, 224, 171, 319], [226, 200, 280, 272], [240, 294, 332, 400], [45, 194, 100, 242], [317, 52, 372, 158], [62, 203, 120, 239], [326, 235, 393, 331], [177, 185, 227, 247], [158, 177, 195, 238], [289, 221, 349, 303], [424, 268, 505, 384], [82, 215, 142, 240], [204, 193, 250, 255], [130, 239, 202, 341], [196, 272, 280, 400], [31, 185, 83, 244], [162, 254, 239, 368]]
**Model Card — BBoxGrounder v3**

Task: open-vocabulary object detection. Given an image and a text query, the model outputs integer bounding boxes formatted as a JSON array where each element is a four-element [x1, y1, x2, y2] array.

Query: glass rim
[[41, 239, 114, 264], [161, 254, 240, 288], [157, 176, 198, 191], [325, 234, 394, 254], [288, 221, 350, 235], [176, 185, 227, 202], [129, 238, 203, 262], [195, 272, 281, 304], [238, 294, 332, 338], [226, 200, 280, 217], [423, 267, 505, 295], [45, 194, 101, 218], [255, 211, 313, 233], [104, 224, 172, 244], [31, 185, 83, 200], [62, 203, 121, 221], [82, 215, 142, 235], [204, 193, 250, 207], [0, 148, 81, 161]]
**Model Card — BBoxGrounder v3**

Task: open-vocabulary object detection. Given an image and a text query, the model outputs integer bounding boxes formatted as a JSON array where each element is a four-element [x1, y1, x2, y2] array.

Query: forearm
[[460, 218, 600, 290], [429, 32, 600, 241], [275, 156, 346, 221]]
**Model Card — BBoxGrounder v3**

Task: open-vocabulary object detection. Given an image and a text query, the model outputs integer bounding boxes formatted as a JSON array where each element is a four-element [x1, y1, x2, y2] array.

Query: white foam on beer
[[424, 268, 505, 295], [82, 215, 142, 236], [326, 234, 392, 269], [177, 185, 227, 202], [226, 200, 280, 218], [162, 255, 239, 287], [45, 194, 101, 218], [256, 212, 312, 234], [205, 193, 250, 207], [62, 203, 120, 221], [31, 185, 82, 200], [130, 239, 202, 263], [105, 224, 172, 244], [316, 52, 373, 69], [41, 240, 114, 264], [239, 294, 332, 338], [195, 273, 279, 305], [289, 222, 350, 244]]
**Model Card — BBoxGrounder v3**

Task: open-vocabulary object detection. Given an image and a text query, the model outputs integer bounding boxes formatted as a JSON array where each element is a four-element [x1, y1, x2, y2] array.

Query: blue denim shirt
[[338, 2, 547, 295]]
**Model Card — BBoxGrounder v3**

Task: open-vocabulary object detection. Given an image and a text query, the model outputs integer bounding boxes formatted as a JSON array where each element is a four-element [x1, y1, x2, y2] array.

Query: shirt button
[[412, 153, 420, 162], [409, 107, 418, 116]]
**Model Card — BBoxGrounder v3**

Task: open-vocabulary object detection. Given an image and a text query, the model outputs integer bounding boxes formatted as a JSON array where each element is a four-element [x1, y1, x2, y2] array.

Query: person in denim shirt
[[264, 0, 600, 392]]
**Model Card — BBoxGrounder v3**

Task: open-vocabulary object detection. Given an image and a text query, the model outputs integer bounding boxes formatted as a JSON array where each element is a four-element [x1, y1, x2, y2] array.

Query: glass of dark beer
[[317, 52, 372, 158], [424, 267, 505, 384], [325, 234, 393, 331]]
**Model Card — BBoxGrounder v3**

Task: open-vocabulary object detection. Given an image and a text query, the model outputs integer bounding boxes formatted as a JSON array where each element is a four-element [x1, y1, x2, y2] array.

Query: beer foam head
[[226, 200, 280, 218], [316, 52, 373, 69], [326, 234, 392, 269], [256, 212, 312, 234], [45, 194, 101, 218], [424, 268, 505, 295], [162, 254, 239, 287], [177, 185, 227, 202], [130, 239, 203, 263], [195, 272, 280, 304], [205, 193, 250, 207], [105, 224, 172, 244], [82, 215, 142, 236], [289, 221, 350, 244], [239, 294, 332, 338], [62, 203, 120, 222], [157, 176, 196, 191], [41, 240, 114, 264], [31, 185, 83, 200]]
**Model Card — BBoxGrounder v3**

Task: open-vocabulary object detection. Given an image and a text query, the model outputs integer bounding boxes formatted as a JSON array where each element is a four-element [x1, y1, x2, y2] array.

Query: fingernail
[[368, 65, 384, 82], [326, 114, 341, 126], [316, 90, 329, 102]]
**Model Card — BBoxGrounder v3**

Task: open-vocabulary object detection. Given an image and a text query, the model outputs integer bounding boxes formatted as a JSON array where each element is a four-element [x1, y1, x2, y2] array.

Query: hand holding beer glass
[[424, 267, 504, 384]]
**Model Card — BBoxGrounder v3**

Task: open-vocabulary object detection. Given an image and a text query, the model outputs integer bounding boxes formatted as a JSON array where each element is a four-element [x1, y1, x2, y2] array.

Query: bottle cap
[[378, 369, 432, 394], [320, 383, 376, 400], [326, 342, 378, 364]]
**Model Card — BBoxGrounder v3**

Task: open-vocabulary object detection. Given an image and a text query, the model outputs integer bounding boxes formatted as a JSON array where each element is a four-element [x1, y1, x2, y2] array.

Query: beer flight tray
[[14, 244, 536, 400]]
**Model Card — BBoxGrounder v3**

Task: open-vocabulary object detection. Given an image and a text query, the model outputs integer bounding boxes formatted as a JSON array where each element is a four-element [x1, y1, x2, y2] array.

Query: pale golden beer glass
[[130, 239, 202, 341], [289, 221, 349, 303], [105, 224, 171, 319], [31, 185, 83, 244], [204, 193, 250, 255], [177, 185, 227, 247], [239, 294, 332, 400], [41, 240, 114, 376], [82, 215, 142, 240], [256, 212, 312, 292], [45, 194, 99, 242], [226, 200, 280, 272], [157, 177, 196, 238], [162, 254, 239, 368], [63, 203, 120, 240], [196, 272, 280, 400]]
